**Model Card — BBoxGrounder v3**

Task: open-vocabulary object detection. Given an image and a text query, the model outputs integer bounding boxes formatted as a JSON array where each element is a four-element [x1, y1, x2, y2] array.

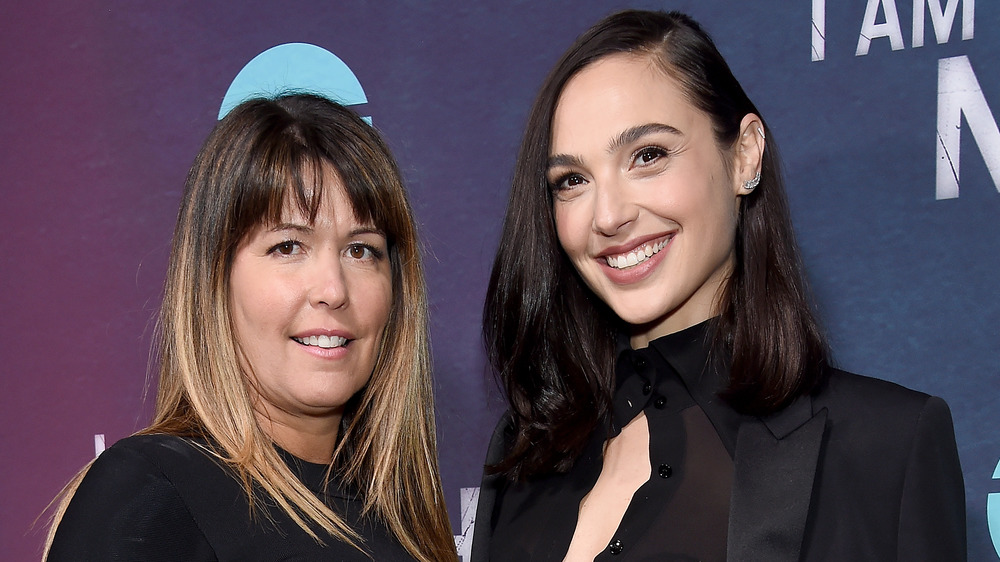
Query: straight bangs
[[216, 99, 401, 271]]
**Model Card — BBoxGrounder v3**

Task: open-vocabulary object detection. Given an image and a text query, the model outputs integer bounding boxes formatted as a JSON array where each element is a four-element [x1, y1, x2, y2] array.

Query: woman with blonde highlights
[[45, 94, 457, 561]]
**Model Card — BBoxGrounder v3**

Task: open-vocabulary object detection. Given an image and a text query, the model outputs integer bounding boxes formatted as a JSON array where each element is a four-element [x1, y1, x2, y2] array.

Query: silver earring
[[743, 171, 761, 191], [757, 126, 765, 140]]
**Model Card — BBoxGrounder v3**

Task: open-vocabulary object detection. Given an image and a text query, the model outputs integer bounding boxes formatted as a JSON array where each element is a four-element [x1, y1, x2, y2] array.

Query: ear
[[732, 113, 765, 196]]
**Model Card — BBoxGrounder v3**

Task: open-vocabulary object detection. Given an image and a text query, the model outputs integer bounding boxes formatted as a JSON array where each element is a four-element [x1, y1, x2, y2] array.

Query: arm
[[470, 413, 514, 562], [47, 442, 216, 561], [896, 396, 967, 561]]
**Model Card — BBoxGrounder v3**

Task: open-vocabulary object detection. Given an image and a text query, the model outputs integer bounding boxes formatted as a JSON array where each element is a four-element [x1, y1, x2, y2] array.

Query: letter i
[[812, 0, 826, 61]]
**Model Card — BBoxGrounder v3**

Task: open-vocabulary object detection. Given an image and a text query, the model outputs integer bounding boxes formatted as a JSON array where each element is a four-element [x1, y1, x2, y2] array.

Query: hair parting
[[484, 10, 829, 480]]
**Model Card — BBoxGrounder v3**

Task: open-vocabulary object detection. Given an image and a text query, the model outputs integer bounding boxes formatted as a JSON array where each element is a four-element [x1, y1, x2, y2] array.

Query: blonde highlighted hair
[[45, 94, 457, 561]]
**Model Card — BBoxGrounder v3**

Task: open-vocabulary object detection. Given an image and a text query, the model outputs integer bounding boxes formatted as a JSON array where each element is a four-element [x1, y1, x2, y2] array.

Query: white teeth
[[605, 238, 669, 270], [294, 335, 348, 349]]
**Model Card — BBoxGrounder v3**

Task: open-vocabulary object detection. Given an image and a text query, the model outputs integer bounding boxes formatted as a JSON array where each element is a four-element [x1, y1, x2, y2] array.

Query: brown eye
[[347, 243, 384, 261], [268, 241, 300, 255], [634, 146, 667, 166], [348, 245, 367, 259], [551, 173, 587, 192]]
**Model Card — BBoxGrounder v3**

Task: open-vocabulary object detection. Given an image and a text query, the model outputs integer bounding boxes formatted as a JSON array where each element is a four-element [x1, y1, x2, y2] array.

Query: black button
[[658, 464, 673, 478], [608, 538, 623, 555], [642, 381, 652, 395], [654, 396, 666, 409], [632, 355, 646, 370]]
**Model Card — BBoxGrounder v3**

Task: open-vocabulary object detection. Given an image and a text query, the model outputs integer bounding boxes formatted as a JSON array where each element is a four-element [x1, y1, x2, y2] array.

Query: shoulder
[[80, 433, 204, 491], [815, 368, 942, 418], [812, 369, 957, 456], [78, 433, 227, 491], [103, 433, 220, 472], [48, 434, 216, 560], [470, 412, 516, 562], [484, 412, 515, 464], [806, 371, 966, 557]]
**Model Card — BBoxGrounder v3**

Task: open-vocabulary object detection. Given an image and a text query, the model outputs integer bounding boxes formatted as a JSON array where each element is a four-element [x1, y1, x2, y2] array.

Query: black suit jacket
[[472, 370, 966, 561]]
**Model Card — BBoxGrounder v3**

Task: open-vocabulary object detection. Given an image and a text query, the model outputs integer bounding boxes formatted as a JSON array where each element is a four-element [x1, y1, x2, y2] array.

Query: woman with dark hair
[[474, 10, 965, 561], [44, 94, 458, 561]]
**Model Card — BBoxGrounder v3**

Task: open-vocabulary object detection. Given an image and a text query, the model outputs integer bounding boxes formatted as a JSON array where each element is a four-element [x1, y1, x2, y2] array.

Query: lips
[[602, 234, 673, 270]]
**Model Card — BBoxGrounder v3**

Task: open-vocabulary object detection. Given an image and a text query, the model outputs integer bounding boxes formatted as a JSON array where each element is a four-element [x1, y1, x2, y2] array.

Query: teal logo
[[219, 43, 369, 121], [989, 458, 1000, 556]]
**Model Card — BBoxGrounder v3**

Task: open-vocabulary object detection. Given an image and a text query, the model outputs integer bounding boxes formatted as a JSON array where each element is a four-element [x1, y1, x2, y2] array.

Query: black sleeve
[[47, 443, 216, 561], [896, 396, 967, 561], [470, 413, 514, 562]]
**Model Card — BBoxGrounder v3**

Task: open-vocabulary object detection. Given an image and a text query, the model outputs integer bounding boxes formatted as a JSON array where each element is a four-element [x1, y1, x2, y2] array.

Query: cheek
[[554, 204, 586, 257], [229, 274, 257, 337], [229, 267, 293, 342], [375, 285, 393, 331], [357, 275, 394, 332]]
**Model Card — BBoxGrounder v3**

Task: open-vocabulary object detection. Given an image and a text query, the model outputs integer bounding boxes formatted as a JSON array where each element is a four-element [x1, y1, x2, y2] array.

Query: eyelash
[[266, 240, 385, 261], [632, 145, 669, 167], [550, 172, 587, 192], [549, 145, 671, 191], [346, 242, 384, 261], [267, 240, 302, 256]]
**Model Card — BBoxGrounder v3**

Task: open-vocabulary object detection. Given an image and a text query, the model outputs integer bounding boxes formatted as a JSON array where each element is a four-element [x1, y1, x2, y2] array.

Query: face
[[549, 54, 752, 346], [229, 168, 392, 437]]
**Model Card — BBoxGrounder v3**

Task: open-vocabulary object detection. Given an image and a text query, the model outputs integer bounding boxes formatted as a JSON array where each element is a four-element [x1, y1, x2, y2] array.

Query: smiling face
[[228, 167, 392, 447], [549, 54, 758, 347]]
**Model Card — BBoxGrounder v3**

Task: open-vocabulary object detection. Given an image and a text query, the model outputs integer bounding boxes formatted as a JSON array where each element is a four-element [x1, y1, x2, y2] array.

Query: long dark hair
[[483, 10, 829, 479]]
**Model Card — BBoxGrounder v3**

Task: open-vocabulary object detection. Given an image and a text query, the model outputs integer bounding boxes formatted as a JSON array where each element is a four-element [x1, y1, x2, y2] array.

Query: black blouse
[[488, 320, 743, 561], [47, 434, 414, 561]]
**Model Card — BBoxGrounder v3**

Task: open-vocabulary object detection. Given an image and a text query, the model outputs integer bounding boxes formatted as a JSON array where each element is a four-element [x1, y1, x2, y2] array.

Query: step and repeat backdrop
[[2, 1, 998, 559]]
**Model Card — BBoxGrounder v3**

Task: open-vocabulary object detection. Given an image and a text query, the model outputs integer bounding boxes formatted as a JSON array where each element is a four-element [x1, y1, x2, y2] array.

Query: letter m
[[914, 0, 974, 48], [937, 55, 1000, 200]]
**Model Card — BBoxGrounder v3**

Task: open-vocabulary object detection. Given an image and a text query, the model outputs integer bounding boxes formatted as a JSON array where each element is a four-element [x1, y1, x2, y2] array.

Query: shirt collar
[[610, 319, 732, 441], [646, 319, 719, 394]]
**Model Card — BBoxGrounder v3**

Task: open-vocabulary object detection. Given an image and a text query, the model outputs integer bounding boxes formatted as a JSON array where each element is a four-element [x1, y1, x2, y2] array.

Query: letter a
[[857, 0, 905, 56]]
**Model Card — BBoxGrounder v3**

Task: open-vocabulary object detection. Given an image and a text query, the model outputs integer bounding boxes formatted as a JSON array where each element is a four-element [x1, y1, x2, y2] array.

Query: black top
[[47, 434, 414, 561], [488, 321, 738, 561], [475, 321, 967, 561]]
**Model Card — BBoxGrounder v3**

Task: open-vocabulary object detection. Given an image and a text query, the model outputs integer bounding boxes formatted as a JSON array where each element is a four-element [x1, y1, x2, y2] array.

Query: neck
[[256, 411, 340, 464]]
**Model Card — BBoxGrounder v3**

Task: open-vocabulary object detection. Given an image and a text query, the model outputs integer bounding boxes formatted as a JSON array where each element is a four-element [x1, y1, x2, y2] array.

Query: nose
[[308, 254, 348, 309], [592, 179, 636, 236]]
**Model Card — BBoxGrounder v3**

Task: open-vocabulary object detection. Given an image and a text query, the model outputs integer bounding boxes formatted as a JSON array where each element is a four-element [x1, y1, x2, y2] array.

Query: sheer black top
[[47, 433, 414, 561], [487, 320, 738, 561]]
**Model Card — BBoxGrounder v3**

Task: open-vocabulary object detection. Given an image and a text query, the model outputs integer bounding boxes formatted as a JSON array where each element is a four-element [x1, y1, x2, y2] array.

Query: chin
[[607, 302, 669, 327]]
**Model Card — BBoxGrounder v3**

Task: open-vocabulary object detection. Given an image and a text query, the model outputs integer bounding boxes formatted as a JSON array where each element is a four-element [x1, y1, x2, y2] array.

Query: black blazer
[[472, 370, 966, 561]]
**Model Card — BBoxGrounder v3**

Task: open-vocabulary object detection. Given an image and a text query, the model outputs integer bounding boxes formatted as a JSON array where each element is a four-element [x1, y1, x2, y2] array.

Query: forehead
[[273, 163, 370, 227], [552, 54, 708, 150]]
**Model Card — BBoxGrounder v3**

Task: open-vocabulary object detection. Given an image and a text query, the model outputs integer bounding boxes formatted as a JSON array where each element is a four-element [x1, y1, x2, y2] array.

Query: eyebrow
[[607, 123, 682, 154], [547, 122, 682, 171], [348, 226, 386, 238], [269, 222, 312, 233], [268, 223, 385, 239], [547, 153, 585, 170]]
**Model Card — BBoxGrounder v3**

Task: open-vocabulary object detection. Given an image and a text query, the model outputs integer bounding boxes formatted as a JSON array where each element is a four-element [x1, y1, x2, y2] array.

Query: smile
[[292, 335, 348, 349], [604, 236, 670, 270]]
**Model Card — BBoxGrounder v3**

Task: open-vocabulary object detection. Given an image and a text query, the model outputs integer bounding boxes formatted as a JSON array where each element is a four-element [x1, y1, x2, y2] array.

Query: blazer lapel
[[727, 397, 828, 562]]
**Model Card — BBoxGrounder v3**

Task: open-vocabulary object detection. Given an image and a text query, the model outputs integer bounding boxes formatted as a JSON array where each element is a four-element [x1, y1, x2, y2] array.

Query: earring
[[743, 171, 761, 192], [757, 127, 765, 140]]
